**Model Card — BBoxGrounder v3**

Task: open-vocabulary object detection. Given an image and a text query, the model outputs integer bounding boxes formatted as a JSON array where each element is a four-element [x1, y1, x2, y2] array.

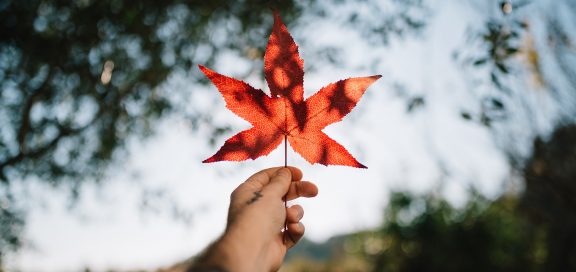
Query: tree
[[1, 0, 564, 270], [522, 124, 576, 270], [282, 191, 546, 272], [283, 1, 576, 271], [371, 192, 545, 272], [0, 0, 429, 262], [0, 0, 311, 184], [457, 2, 576, 268], [0, 0, 308, 259], [282, 124, 576, 270], [457, 0, 576, 152]]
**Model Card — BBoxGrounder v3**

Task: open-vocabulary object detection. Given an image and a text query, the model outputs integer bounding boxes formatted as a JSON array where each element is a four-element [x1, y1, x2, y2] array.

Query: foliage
[[372, 193, 546, 272], [284, 125, 576, 272], [0, 0, 307, 259], [4, 0, 574, 270], [0, 0, 428, 262], [458, 0, 576, 132], [521, 124, 576, 270], [0, 0, 306, 186], [0, 197, 23, 262], [284, 191, 545, 272]]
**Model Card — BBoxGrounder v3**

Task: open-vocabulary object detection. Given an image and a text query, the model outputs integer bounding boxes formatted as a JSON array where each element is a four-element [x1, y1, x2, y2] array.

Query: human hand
[[190, 166, 318, 272]]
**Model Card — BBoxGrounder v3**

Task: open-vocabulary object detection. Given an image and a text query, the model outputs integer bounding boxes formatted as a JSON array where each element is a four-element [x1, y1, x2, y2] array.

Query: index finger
[[243, 166, 302, 189]]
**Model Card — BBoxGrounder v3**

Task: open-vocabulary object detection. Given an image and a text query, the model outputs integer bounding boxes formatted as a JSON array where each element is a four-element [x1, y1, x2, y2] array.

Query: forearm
[[188, 228, 268, 272], [187, 238, 231, 272]]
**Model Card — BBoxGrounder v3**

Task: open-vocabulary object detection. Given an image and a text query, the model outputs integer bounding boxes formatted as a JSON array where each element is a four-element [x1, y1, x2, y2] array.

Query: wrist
[[216, 223, 269, 271]]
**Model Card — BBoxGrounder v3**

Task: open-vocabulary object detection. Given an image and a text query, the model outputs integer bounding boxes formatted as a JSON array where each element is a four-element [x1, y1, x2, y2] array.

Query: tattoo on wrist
[[246, 191, 263, 205]]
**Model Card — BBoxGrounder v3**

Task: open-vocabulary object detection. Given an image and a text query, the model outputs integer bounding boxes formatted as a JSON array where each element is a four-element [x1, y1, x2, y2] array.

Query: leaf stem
[[283, 134, 293, 244]]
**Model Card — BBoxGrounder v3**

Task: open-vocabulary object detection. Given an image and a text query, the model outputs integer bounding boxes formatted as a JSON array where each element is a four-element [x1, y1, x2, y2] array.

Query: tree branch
[[0, 110, 102, 182], [17, 68, 53, 153]]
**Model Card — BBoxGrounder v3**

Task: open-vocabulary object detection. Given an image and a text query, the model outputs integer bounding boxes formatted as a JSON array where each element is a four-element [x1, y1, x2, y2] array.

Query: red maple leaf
[[199, 12, 381, 168]]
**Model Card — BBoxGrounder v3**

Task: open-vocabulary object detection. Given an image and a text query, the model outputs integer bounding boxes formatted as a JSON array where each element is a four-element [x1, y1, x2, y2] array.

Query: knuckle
[[276, 168, 291, 179], [295, 182, 303, 195], [293, 204, 303, 214], [230, 187, 242, 199]]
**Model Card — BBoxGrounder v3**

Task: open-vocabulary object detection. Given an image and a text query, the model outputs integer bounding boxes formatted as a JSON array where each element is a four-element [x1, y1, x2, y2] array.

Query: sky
[[7, 1, 520, 271]]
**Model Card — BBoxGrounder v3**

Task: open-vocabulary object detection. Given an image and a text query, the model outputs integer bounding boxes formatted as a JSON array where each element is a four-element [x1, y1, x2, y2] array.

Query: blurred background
[[1, 0, 575, 271]]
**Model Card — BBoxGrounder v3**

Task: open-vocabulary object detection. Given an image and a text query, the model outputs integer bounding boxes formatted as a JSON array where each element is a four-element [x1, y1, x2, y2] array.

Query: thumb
[[262, 168, 292, 198]]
